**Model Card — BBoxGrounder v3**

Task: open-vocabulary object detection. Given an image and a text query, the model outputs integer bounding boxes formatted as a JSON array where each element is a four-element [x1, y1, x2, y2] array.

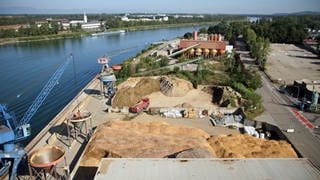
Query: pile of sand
[[112, 77, 160, 107], [112, 76, 194, 108], [208, 134, 298, 158], [80, 121, 215, 167], [160, 76, 193, 97]]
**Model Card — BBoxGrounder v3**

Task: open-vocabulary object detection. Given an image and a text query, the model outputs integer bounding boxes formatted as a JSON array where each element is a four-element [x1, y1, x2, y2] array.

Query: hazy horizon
[[1, 0, 320, 15]]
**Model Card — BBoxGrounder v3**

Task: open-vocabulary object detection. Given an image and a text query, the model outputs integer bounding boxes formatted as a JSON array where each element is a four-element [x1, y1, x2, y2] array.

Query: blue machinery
[[0, 55, 72, 180], [97, 56, 116, 98]]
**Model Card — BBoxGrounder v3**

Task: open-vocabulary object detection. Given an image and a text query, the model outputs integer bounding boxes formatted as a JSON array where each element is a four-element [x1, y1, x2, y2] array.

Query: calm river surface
[[0, 26, 203, 141]]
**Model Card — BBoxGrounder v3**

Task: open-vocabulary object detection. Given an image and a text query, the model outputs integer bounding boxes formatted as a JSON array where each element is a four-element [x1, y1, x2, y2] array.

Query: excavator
[[0, 54, 72, 180]]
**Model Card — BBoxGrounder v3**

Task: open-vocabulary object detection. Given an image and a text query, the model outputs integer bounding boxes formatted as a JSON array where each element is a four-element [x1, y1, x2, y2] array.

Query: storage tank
[[189, 48, 195, 55], [204, 48, 210, 56], [219, 49, 226, 55], [210, 49, 217, 56], [196, 48, 202, 56]]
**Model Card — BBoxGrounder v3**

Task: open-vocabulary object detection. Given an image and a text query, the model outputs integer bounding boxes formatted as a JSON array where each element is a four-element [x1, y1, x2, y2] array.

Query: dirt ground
[[131, 113, 240, 136], [148, 85, 217, 109], [266, 44, 320, 84], [113, 76, 217, 110]]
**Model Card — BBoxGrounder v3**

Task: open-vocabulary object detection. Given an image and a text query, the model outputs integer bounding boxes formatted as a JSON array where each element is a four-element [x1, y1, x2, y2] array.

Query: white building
[[81, 22, 101, 30], [121, 15, 169, 22], [62, 13, 103, 30]]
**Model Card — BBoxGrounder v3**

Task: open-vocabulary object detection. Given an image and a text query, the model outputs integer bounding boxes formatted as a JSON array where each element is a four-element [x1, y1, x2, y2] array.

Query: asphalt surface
[[258, 72, 320, 169]]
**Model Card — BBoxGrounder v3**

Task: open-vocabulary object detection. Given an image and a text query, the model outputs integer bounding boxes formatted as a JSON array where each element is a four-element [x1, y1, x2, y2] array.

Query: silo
[[218, 34, 222, 41], [210, 34, 215, 41], [196, 48, 202, 56], [210, 49, 217, 56], [219, 49, 226, 55], [214, 34, 217, 41], [189, 48, 195, 56], [204, 48, 210, 57]]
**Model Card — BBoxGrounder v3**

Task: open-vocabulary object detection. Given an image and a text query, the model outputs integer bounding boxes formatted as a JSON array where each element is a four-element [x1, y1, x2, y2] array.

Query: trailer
[[129, 98, 150, 113]]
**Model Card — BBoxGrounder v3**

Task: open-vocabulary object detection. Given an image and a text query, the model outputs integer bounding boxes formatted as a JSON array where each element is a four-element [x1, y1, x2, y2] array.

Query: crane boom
[[20, 55, 72, 125]]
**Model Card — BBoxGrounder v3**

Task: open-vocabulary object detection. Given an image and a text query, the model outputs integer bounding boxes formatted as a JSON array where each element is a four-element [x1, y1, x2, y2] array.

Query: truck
[[129, 98, 150, 113]]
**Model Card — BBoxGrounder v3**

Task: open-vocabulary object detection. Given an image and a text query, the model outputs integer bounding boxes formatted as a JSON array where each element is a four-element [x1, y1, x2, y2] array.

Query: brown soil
[[208, 134, 298, 158]]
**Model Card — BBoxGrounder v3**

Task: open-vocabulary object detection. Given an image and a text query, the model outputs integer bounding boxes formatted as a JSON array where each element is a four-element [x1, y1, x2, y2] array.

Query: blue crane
[[0, 54, 73, 180]]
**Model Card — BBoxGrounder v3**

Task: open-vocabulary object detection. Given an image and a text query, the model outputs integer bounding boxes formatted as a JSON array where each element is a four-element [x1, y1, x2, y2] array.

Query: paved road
[[258, 72, 320, 169]]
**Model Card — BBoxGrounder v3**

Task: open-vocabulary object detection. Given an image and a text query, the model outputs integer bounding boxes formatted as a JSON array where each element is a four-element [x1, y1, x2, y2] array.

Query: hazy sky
[[1, 0, 320, 14]]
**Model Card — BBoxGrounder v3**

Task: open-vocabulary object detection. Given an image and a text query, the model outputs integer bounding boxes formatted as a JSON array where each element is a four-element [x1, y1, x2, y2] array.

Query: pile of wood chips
[[80, 121, 298, 167]]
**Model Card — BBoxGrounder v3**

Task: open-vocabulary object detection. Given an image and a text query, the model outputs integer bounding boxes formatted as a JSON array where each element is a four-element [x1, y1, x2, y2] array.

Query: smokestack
[[193, 31, 198, 40], [84, 13, 88, 23]]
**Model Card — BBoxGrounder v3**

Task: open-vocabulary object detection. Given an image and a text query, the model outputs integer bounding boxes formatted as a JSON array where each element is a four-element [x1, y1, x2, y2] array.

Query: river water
[[0, 26, 203, 142]]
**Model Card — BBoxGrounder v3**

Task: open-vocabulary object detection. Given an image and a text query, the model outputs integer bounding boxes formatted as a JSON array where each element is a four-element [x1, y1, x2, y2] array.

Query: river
[[0, 26, 203, 142]]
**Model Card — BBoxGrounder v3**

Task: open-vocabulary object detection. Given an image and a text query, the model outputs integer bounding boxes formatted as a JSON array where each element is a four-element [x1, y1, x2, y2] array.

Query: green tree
[[183, 32, 192, 39], [159, 56, 169, 67], [245, 28, 257, 50], [198, 27, 207, 34], [254, 37, 270, 70]]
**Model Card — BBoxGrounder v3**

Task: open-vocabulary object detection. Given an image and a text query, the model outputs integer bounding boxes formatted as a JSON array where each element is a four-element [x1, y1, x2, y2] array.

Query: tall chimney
[[84, 13, 88, 23], [193, 31, 198, 40]]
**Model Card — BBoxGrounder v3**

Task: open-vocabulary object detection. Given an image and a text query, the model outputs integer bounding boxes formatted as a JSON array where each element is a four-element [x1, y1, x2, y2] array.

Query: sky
[[0, 0, 320, 14]]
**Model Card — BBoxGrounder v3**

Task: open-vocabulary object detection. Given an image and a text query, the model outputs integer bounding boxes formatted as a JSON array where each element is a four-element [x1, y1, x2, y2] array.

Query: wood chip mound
[[80, 121, 215, 167], [112, 76, 194, 108], [112, 77, 160, 107], [208, 134, 298, 158]]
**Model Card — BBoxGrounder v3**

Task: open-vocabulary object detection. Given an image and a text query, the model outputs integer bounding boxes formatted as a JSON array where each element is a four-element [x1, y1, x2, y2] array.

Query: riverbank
[[0, 22, 214, 46]]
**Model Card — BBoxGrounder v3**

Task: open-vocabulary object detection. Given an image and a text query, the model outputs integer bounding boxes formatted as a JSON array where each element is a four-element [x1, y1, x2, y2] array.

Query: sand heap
[[80, 121, 215, 167], [112, 76, 194, 108], [208, 134, 298, 158], [160, 76, 194, 97], [112, 77, 160, 107]]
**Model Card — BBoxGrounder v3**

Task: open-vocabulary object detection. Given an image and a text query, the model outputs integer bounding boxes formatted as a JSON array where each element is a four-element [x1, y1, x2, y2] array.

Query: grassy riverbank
[[0, 22, 214, 45]]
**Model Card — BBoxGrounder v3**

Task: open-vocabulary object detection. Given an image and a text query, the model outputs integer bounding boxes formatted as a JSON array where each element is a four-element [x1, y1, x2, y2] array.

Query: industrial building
[[94, 158, 320, 180], [179, 31, 231, 58], [62, 13, 102, 30]]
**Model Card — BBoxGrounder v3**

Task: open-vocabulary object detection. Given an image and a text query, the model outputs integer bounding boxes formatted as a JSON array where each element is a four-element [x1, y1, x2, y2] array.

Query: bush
[[173, 66, 180, 74], [230, 82, 262, 111]]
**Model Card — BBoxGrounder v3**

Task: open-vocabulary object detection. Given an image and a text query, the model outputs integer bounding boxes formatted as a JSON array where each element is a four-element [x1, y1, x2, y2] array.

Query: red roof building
[[179, 32, 227, 57]]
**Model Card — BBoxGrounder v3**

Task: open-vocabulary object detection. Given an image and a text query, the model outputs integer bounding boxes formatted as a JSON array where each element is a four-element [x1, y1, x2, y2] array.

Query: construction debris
[[203, 86, 243, 107], [210, 108, 245, 127]]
